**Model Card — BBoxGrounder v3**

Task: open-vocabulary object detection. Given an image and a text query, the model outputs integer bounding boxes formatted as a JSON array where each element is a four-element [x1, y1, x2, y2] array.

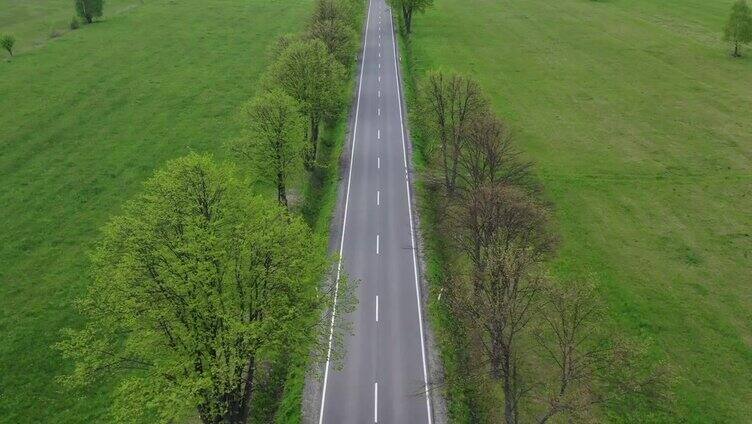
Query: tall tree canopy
[[268, 39, 346, 166], [724, 0, 752, 57], [229, 89, 305, 207], [57, 154, 332, 423], [389, 0, 434, 35]]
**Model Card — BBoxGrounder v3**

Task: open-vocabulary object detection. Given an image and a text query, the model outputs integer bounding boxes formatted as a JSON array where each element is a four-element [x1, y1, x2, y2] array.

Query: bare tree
[[534, 282, 673, 423], [422, 71, 488, 196], [447, 240, 546, 424], [444, 185, 555, 424], [457, 111, 534, 194], [446, 184, 555, 291]]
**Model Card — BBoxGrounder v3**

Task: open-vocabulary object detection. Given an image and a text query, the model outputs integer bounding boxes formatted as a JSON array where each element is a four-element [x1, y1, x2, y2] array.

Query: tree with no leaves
[[447, 184, 555, 291], [388, 0, 434, 35], [724, 0, 752, 57], [422, 71, 488, 196], [268, 40, 346, 167], [1, 34, 14, 57], [74, 0, 104, 24], [457, 110, 535, 194], [57, 154, 336, 424], [228, 89, 305, 207]]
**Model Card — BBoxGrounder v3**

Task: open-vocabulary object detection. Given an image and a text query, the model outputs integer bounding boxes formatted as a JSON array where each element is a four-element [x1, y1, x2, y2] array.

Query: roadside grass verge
[[0, 0, 312, 421], [399, 0, 752, 421]]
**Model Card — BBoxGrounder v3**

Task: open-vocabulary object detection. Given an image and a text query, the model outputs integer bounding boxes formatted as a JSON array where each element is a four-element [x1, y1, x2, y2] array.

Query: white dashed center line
[[374, 382, 378, 423]]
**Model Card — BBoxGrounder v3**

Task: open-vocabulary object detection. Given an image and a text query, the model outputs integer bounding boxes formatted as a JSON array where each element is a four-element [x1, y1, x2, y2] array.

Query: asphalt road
[[317, 0, 433, 422]]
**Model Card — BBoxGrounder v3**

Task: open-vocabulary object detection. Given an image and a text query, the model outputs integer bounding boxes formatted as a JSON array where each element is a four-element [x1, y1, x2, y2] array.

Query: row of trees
[[229, 0, 363, 206], [419, 71, 669, 423], [57, 1, 363, 423]]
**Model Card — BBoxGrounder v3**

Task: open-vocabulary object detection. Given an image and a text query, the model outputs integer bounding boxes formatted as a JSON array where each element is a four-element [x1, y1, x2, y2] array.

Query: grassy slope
[[407, 0, 752, 421], [0, 0, 140, 52], [0, 0, 313, 421]]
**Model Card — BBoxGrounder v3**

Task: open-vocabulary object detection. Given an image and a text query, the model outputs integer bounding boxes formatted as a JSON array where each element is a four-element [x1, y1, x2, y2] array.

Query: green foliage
[[724, 0, 752, 56], [57, 153, 331, 423], [1, 34, 15, 56], [70, 17, 81, 30], [75, 0, 104, 24], [312, 0, 356, 24], [267, 39, 346, 163], [388, 0, 434, 34], [228, 89, 306, 206], [308, 15, 358, 67]]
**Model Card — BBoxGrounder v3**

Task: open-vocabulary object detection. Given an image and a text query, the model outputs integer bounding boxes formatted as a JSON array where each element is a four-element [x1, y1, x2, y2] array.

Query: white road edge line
[[389, 6, 433, 424], [318, 0, 372, 422]]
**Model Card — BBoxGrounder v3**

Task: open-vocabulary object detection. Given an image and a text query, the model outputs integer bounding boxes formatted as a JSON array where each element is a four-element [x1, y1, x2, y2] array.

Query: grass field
[[0, 0, 143, 52], [406, 0, 752, 421], [0, 0, 314, 421]]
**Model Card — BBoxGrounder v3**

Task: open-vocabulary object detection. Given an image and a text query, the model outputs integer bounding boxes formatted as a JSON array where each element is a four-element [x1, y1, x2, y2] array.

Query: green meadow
[[0, 0, 314, 421], [407, 0, 752, 421]]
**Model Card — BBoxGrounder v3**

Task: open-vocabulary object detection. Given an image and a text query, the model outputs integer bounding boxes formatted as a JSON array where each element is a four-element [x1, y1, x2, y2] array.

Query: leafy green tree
[[1, 35, 15, 57], [313, 0, 355, 26], [724, 0, 752, 57], [57, 153, 333, 424], [308, 16, 358, 67], [74, 0, 104, 24], [229, 89, 305, 207], [268, 40, 345, 167], [389, 0, 434, 35]]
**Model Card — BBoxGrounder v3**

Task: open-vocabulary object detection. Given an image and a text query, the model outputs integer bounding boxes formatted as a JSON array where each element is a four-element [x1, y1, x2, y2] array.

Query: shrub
[[724, 0, 752, 57], [1, 35, 15, 57], [74, 0, 104, 24], [70, 17, 80, 30]]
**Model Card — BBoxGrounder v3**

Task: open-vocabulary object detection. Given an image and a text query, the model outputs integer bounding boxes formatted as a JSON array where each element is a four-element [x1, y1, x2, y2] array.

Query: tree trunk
[[277, 170, 287, 207], [237, 357, 256, 424], [502, 353, 517, 424], [309, 116, 320, 166], [490, 341, 502, 380]]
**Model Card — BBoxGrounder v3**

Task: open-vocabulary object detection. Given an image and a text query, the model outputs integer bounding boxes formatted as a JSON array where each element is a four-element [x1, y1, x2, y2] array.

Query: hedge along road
[[317, 0, 433, 422]]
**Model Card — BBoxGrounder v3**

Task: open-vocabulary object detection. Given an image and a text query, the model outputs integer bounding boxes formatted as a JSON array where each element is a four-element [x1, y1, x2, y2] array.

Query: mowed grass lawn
[[0, 0, 312, 421], [408, 0, 752, 421]]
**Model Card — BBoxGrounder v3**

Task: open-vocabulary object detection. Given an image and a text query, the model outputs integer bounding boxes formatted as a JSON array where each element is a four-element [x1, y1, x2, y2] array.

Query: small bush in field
[[1, 35, 15, 57], [70, 17, 80, 30]]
